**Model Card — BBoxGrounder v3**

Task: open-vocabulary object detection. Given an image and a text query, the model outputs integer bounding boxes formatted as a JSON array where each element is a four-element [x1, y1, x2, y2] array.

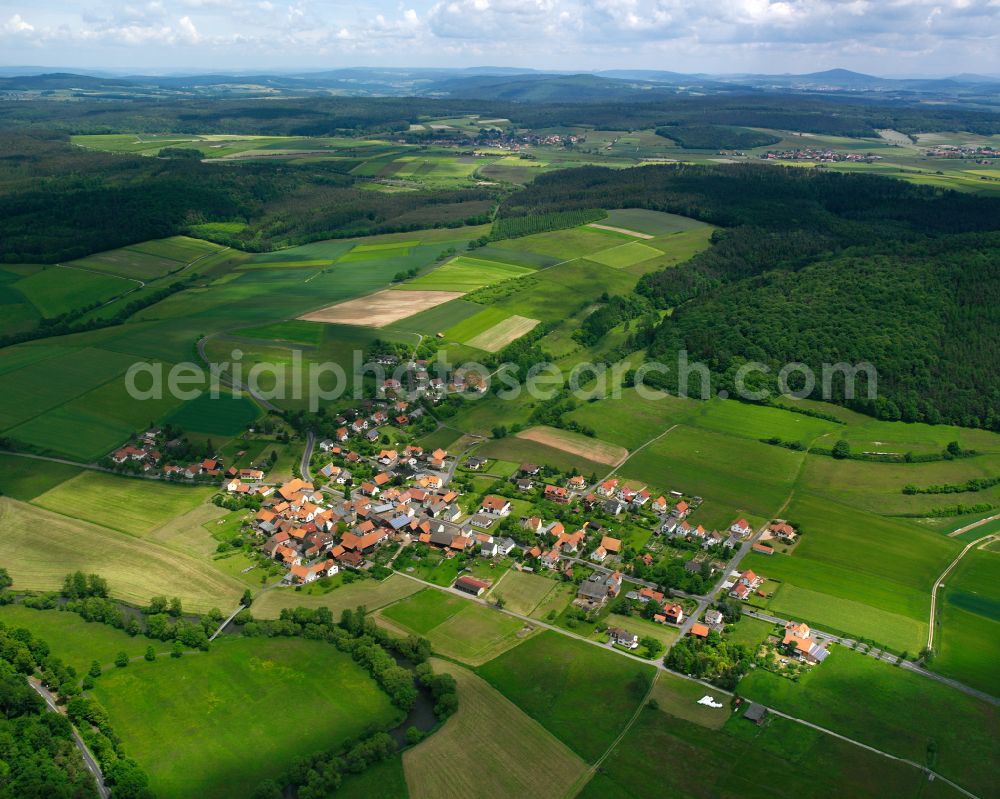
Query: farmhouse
[[782, 621, 830, 664], [576, 571, 623, 607], [481, 495, 512, 516], [454, 575, 490, 597], [769, 522, 798, 543]]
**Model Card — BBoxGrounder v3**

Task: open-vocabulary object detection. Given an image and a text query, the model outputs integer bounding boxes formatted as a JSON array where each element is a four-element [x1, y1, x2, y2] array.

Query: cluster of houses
[[760, 148, 884, 163]]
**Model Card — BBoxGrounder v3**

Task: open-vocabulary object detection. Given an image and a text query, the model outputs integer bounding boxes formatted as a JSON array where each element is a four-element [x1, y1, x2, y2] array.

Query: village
[[142, 391, 829, 679]]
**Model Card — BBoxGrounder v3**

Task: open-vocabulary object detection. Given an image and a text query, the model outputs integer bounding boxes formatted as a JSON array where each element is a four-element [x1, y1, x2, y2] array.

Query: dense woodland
[[0, 134, 491, 262], [499, 164, 1000, 428]]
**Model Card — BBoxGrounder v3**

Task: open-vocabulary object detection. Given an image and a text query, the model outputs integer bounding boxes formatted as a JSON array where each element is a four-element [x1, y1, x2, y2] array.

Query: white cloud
[[4, 13, 35, 33]]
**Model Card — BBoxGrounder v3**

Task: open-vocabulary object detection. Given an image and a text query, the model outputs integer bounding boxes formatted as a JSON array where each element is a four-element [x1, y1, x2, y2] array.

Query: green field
[[933, 544, 1000, 692], [618, 424, 805, 528], [477, 631, 655, 762], [0, 453, 81, 500], [91, 636, 400, 799], [235, 319, 327, 346], [33, 471, 215, 537], [738, 647, 997, 798], [250, 574, 423, 619], [382, 588, 527, 665], [70, 236, 225, 280], [0, 604, 149, 675], [477, 435, 610, 477], [580, 703, 963, 799], [404, 256, 533, 292], [13, 266, 135, 317], [586, 241, 665, 268], [488, 570, 562, 616], [444, 306, 512, 342], [166, 393, 261, 436]]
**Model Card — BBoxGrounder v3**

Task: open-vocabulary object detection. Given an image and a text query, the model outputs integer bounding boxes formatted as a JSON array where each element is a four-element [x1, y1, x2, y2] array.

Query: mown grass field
[[477, 631, 655, 762], [33, 471, 215, 537], [0, 604, 149, 675], [250, 574, 422, 619], [404, 256, 533, 292], [933, 544, 1000, 693], [0, 497, 243, 612], [738, 647, 998, 799], [477, 435, 609, 477], [444, 306, 512, 342], [403, 659, 587, 799], [166, 393, 261, 436], [488, 570, 561, 616], [92, 636, 400, 799], [381, 588, 528, 665]]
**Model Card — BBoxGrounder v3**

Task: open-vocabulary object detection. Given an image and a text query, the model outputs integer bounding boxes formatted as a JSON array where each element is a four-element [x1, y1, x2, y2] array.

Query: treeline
[[903, 475, 1000, 495], [489, 208, 605, 240], [499, 164, 1000, 428], [655, 124, 781, 150], [0, 619, 152, 798], [574, 293, 649, 346], [5, 93, 1000, 139], [0, 134, 492, 263]]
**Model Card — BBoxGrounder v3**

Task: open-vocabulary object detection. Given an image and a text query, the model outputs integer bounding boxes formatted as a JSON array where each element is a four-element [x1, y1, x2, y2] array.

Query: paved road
[[300, 431, 316, 482], [392, 568, 982, 799], [28, 678, 110, 799], [744, 609, 999, 707], [928, 532, 998, 650], [443, 433, 486, 485]]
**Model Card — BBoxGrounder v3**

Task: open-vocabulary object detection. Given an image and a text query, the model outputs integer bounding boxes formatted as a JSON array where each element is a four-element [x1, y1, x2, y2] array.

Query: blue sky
[[1, 0, 998, 75]]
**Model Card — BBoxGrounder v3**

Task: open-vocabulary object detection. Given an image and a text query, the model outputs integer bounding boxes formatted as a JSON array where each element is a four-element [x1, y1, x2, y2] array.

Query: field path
[[596, 423, 679, 485], [586, 223, 655, 239], [196, 335, 280, 412], [946, 512, 1000, 538], [927, 531, 999, 652]]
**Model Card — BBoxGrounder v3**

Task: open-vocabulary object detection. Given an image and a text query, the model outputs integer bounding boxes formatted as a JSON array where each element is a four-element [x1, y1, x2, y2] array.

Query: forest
[[498, 164, 1000, 428]]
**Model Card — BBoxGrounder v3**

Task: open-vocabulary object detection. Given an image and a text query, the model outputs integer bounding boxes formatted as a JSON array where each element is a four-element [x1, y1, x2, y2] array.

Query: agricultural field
[[599, 208, 710, 236], [0, 497, 244, 612], [0, 604, 150, 675], [12, 266, 136, 317], [516, 425, 627, 466], [403, 660, 587, 799], [580, 702, 965, 799], [249, 574, 422, 619], [70, 236, 226, 280], [738, 648, 998, 799], [33, 471, 215, 537], [403, 256, 533, 292], [300, 288, 464, 327], [932, 543, 1000, 693], [477, 435, 610, 477], [742, 493, 958, 651], [586, 241, 665, 269], [617, 424, 805, 529], [477, 631, 656, 762], [0, 453, 82, 500], [91, 636, 400, 799], [381, 588, 529, 665]]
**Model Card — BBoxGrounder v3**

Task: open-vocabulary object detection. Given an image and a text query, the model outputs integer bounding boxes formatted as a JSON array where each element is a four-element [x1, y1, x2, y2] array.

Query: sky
[[1, 0, 998, 76]]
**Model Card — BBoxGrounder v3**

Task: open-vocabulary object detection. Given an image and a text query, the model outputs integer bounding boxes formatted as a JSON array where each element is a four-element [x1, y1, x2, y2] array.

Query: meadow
[[403, 660, 587, 799], [33, 471, 215, 537], [71, 236, 225, 281], [0, 604, 150, 675], [516, 425, 627, 466], [738, 647, 998, 799], [249, 574, 422, 619], [600, 208, 709, 236], [586, 241, 665, 269], [13, 266, 135, 317], [0, 497, 244, 612], [92, 636, 400, 799], [477, 631, 656, 762], [0, 453, 81, 500], [487, 570, 562, 616], [477, 436, 609, 477]]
